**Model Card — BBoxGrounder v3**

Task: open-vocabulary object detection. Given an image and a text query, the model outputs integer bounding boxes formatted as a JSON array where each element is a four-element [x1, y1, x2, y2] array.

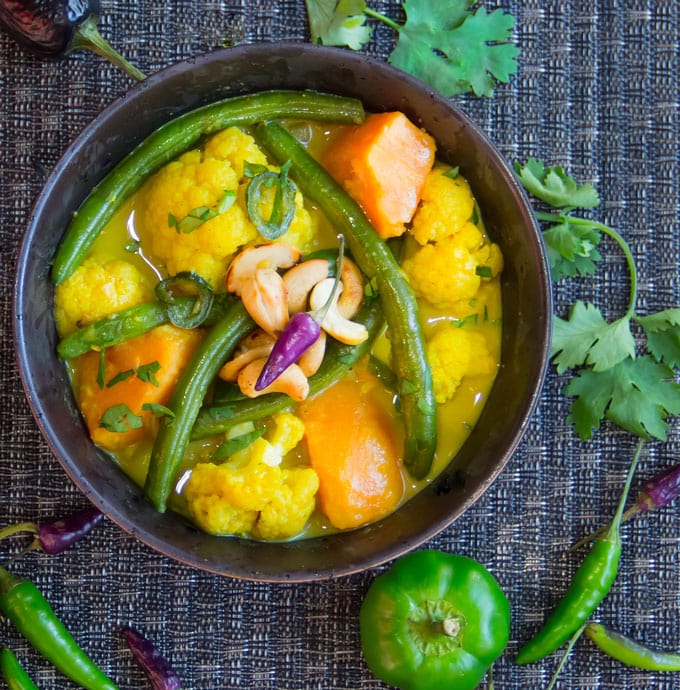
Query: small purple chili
[[123, 626, 182, 690], [0, 505, 104, 558], [255, 235, 346, 391], [572, 463, 680, 550]]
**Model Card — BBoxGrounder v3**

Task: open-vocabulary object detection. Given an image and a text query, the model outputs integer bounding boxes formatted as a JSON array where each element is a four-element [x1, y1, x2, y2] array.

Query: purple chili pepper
[[0, 505, 104, 557], [255, 235, 346, 391], [123, 626, 182, 690], [572, 463, 680, 550]]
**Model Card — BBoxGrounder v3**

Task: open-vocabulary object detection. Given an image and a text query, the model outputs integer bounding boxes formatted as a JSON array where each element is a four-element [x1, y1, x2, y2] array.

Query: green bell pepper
[[359, 550, 510, 690]]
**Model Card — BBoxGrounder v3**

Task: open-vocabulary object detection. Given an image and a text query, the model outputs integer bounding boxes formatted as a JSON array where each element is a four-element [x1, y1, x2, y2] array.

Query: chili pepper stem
[[545, 624, 586, 690], [70, 16, 147, 81], [606, 439, 645, 541], [571, 505, 640, 551], [0, 523, 38, 541]]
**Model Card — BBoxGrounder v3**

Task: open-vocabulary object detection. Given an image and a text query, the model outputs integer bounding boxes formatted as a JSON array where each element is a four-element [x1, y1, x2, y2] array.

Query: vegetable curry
[[53, 100, 503, 541]]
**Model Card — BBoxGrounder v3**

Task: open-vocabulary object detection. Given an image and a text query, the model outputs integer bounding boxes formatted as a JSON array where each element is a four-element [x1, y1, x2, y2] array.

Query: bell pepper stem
[[441, 617, 462, 638]]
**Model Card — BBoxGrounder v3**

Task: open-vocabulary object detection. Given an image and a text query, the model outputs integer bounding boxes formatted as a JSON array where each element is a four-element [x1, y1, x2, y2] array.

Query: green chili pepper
[[245, 160, 298, 238], [1, 647, 39, 690], [516, 439, 645, 664], [144, 302, 255, 512], [255, 120, 437, 479], [51, 90, 365, 285], [190, 296, 383, 439], [154, 271, 214, 329], [0, 567, 118, 690], [57, 294, 236, 360], [359, 550, 510, 690], [585, 623, 680, 671]]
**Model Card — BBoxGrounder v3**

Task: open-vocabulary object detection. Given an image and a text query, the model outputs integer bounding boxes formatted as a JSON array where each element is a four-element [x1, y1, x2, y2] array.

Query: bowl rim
[[13, 42, 552, 581]]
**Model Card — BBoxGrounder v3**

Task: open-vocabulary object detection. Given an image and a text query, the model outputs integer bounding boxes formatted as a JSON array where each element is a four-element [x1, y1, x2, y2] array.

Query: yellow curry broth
[[57, 119, 503, 540]]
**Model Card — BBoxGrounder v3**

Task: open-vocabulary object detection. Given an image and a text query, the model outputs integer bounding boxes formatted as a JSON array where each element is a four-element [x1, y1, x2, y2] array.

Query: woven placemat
[[1, 1, 678, 688]]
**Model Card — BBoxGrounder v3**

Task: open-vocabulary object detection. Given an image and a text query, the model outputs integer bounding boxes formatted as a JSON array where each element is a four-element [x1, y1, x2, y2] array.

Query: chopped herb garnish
[[454, 313, 478, 328], [212, 427, 266, 460], [97, 349, 107, 389], [142, 402, 175, 419], [168, 189, 237, 234], [106, 369, 135, 387], [243, 161, 270, 178], [476, 265, 493, 278], [136, 361, 161, 387], [99, 404, 143, 433], [125, 239, 141, 253], [443, 166, 460, 179]]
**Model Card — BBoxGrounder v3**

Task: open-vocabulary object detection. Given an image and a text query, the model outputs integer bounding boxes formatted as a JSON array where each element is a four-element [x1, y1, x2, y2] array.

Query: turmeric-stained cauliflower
[[182, 413, 319, 540], [54, 256, 153, 337], [410, 165, 476, 245], [139, 127, 316, 287], [401, 226, 503, 312], [427, 327, 497, 404], [139, 146, 254, 287]]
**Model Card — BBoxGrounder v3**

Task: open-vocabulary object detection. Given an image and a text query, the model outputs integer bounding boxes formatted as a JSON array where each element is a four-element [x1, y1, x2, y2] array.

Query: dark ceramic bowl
[[14, 43, 551, 581]]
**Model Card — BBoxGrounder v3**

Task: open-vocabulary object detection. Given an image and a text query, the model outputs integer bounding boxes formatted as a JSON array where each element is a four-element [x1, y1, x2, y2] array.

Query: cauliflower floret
[[410, 166, 476, 245], [139, 149, 256, 287], [203, 127, 269, 180], [54, 256, 153, 337], [140, 127, 317, 285], [427, 327, 496, 404], [182, 413, 319, 540], [401, 228, 502, 312]]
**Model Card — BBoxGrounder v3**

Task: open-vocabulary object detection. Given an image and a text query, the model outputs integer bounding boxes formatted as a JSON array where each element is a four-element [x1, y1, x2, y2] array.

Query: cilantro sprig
[[516, 159, 680, 441], [305, 0, 519, 97]]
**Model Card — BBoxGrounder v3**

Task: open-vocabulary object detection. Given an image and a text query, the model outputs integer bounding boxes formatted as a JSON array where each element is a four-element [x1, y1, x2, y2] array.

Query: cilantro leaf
[[565, 356, 680, 441], [388, 0, 519, 97], [551, 301, 636, 373], [636, 308, 680, 368], [142, 403, 175, 419], [212, 427, 266, 460], [305, 0, 371, 50], [515, 158, 600, 209], [137, 361, 161, 387], [542, 221, 602, 281], [99, 404, 143, 433]]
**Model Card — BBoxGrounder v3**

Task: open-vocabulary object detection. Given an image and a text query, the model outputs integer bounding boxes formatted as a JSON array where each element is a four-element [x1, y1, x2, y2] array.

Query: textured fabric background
[[1, 1, 679, 688]]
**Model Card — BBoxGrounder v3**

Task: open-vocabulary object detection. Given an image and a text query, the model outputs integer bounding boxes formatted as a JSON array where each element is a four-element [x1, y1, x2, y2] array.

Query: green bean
[[57, 294, 235, 359], [144, 302, 254, 512], [255, 121, 437, 479], [51, 90, 365, 285], [585, 623, 680, 671], [515, 439, 645, 664], [191, 297, 383, 440]]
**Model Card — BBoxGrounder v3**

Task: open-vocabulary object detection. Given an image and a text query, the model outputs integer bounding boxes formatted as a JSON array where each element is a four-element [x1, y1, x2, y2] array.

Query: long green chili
[[255, 121, 437, 479], [191, 297, 383, 439], [1, 647, 39, 690], [586, 623, 680, 671], [516, 439, 645, 664], [52, 90, 365, 285], [57, 294, 236, 360], [144, 302, 255, 512], [0, 567, 118, 690]]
